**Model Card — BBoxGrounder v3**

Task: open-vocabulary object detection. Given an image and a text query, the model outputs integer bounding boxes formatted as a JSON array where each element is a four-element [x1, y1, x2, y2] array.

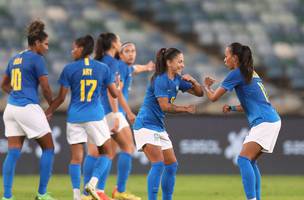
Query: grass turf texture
[[0, 175, 303, 200]]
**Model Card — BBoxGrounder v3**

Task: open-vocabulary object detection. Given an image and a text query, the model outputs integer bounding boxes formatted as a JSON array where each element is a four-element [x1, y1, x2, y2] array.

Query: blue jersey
[[99, 54, 119, 115], [117, 60, 134, 114], [133, 73, 192, 132], [59, 58, 112, 123], [5, 50, 48, 106], [221, 68, 280, 128]]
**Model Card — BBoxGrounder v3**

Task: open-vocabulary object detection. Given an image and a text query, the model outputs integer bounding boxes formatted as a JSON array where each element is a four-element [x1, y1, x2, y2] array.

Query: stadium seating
[[0, 0, 303, 114]]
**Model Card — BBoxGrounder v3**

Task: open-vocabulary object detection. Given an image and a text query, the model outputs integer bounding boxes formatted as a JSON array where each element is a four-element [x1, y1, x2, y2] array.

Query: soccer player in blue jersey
[[133, 48, 203, 200], [82, 32, 121, 200], [203, 42, 281, 200], [109, 42, 154, 200], [1, 20, 56, 200], [45, 35, 119, 200]]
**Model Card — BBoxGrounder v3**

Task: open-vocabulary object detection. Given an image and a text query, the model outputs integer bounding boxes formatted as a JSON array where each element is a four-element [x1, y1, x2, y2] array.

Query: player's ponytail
[[151, 47, 181, 83], [95, 32, 117, 60], [27, 20, 48, 46], [229, 42, 253, 84], [75, 35, 94, 59]]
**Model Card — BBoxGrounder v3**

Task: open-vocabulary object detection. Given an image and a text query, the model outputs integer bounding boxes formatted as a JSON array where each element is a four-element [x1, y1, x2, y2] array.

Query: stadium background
[[0, 0, 303, 199]]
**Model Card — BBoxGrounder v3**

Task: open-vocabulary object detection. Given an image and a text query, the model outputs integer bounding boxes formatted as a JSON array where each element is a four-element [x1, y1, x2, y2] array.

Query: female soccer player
[[133, 48, 203, 200], [110, 42, 154, 200], [45, 35, 119, 200], [1, 20, 56, 200], [203, 42, 281, 200], [82, 32, 122, 200]]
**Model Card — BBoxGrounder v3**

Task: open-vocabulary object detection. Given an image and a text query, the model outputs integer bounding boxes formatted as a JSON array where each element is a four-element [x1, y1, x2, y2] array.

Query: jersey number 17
[[80, 79, 97, 102]]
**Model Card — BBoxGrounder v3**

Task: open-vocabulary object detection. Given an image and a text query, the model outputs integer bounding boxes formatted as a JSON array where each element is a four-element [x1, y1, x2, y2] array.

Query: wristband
[[229, 106, 237, 111]]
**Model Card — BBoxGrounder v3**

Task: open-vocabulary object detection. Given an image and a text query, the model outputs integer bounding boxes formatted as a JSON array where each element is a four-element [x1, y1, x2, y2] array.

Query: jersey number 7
[[80, 79, 97, 102]]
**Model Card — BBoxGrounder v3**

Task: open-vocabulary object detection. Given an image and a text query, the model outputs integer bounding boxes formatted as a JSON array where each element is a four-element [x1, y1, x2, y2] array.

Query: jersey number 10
[[11, 68, 22, 91], [80, 79, 97, 102]]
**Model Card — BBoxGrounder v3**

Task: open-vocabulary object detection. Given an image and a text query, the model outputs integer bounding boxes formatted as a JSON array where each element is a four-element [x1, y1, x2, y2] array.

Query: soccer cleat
[[96, 191, 113, 200], [84, 183, 100, 200], [80, 194, 93, 200], [35, 193, 57, 200], [2, 197, 16, 200], [112, 187, 141, 200]]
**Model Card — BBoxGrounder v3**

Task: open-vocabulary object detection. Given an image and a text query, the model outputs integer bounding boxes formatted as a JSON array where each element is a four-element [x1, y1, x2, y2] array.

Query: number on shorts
[[257, 82, 269, 102], [11, 68, 22, 91], [80, 79, 97, 102]]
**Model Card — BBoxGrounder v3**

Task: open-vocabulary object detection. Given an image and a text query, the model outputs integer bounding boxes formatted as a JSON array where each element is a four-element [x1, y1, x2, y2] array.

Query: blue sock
[[251, 160, 261, 200], [69, 164, 81, 189], [97, 159, 112, 190], [2, 148, 21, 198], [147, 162, 165, 200], [38, 149, 54, 195], [92, 156, 110, 183], [161, 162, 178, 200], [117, 152, 132, 193], [237, 156, 256, 200], [83, 155, 97, 190]]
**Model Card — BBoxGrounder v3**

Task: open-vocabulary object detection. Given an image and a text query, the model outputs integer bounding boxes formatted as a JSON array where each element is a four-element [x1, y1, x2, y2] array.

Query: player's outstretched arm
[[39, 75, 53, 106], [45, 86, 68, 118], [181, 74, 203, 97], [157, 97, 196, 114], [1, 75, 12, 94], [133, 60, 155, 75], [203, 77, 226, 102]]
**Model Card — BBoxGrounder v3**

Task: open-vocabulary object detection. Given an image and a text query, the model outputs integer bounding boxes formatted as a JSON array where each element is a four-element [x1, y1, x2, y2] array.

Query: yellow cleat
[[81, 194, 93, 200], [112, 188, 141, 200]]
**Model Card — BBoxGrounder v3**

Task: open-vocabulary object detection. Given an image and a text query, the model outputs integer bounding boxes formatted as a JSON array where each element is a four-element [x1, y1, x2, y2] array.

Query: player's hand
[[222, 104, 231, 113], [185, 105, 196, 114], [45, 109, 53, 121], [204, 77, 216, 87], [146, 61, 155, 71], [111, 116, 120, 133], [127, 112, 136, 125]]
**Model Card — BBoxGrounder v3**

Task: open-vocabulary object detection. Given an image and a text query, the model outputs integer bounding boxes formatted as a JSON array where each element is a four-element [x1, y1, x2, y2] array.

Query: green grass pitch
[[0, 175, 303, 200]]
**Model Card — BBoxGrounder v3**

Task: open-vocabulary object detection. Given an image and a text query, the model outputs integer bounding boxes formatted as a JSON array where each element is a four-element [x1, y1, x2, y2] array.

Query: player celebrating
[[1, 20, 56, 200], [110, 42, 154, 200], [45, 35, 119, 200], [203, 42, 281, 200], [133, 48, 203, 200]]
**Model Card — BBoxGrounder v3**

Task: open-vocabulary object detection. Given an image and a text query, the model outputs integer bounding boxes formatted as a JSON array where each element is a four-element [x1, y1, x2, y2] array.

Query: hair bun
[[27, 20, 45, 36]]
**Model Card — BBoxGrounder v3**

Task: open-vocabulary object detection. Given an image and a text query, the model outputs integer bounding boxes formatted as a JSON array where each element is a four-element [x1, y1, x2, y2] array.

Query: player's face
[[35, 37, 49, 55], [71, 42, 82, 60], [120, 44, 136, 65], [224, 47, 238, 70], [112, 35, 122, 54], [167, 53, 184, 74]]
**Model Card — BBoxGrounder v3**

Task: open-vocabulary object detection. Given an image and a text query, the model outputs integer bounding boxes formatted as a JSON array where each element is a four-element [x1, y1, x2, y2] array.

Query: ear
[[166, 59, 171, 67], [34, 40, 41, 46]]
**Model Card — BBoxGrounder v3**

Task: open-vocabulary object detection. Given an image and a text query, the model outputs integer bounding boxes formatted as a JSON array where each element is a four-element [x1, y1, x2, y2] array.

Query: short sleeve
[[221, 69, 243, 92], [154, 76, 169, 98], [34, 56, 48, 77], [179, 78, 193, 92], [58, 66, 70, 88]]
